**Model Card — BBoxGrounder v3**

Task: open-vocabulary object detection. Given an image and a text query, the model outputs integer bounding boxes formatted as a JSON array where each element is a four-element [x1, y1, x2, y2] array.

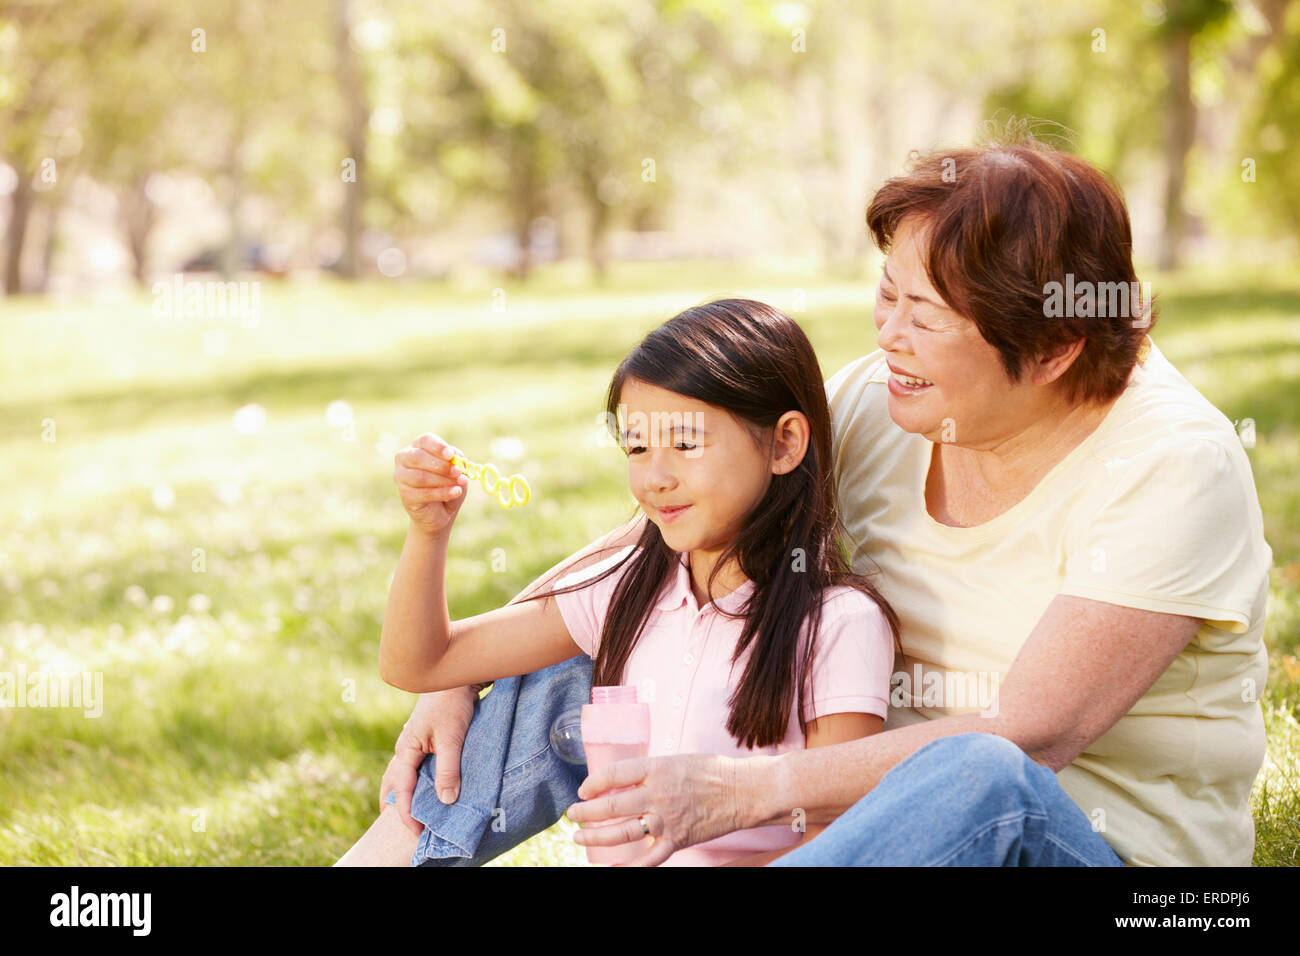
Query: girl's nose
[[644, 455, 677, 492], [647, 470, 676, 493]]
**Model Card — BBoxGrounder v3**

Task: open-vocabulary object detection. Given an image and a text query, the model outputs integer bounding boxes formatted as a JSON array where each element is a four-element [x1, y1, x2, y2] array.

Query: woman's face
[[872, 216, 1026, 446], [617, 378, 774, 557]]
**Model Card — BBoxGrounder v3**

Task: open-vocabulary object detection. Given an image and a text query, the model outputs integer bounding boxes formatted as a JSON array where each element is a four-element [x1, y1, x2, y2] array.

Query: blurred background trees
[[1, 0, 1296, 295]]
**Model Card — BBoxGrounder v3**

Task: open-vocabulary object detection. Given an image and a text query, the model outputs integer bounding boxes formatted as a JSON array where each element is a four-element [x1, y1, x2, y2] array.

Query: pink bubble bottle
[[579, 685, 653, 864]]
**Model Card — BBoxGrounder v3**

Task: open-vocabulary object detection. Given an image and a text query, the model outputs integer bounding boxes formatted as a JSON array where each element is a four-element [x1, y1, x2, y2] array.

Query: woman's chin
[[886, 396, 938, 436]]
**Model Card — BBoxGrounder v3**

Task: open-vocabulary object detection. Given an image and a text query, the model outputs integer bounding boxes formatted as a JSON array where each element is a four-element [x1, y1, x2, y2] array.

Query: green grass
[[0, 260, 1296, 866]]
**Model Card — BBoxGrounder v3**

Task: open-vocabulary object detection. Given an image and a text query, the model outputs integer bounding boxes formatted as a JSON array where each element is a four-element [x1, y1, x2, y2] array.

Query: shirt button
[[673, 696, 683, 708], [683, 653, 694, 665], [664, 738, 676, 752]]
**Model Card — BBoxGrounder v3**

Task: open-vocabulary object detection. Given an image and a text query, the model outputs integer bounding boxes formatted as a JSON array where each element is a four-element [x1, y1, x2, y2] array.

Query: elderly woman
[[338, 133, 1271, 867]]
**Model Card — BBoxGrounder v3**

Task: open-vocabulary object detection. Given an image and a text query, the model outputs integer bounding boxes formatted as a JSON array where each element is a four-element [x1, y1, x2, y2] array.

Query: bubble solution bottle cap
[[581, 685, 651, 744], [592, 686, 637, 705]]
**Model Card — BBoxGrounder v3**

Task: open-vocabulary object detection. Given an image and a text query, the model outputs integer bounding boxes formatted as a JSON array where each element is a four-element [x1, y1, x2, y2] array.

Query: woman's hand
[[566, 753, 758, 865], [379, 687, 479, 836], [394, 433, 470, 538]]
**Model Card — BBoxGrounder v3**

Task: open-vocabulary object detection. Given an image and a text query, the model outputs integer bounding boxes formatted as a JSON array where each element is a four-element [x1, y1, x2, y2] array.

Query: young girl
[[377, 298, 902, 866]]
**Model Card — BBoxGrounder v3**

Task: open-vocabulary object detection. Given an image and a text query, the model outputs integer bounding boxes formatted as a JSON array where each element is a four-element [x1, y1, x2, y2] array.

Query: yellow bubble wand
[[448, 446, 531, 510]]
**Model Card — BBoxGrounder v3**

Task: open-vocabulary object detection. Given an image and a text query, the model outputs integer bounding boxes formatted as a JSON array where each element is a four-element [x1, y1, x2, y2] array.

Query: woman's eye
[[675, 442, 697, 452], [911, 318, 931, 330], [627, 445, 646, 455]]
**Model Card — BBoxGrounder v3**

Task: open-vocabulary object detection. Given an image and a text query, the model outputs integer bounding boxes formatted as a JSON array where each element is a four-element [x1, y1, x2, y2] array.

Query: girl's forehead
[[618, 379, 709, 414]]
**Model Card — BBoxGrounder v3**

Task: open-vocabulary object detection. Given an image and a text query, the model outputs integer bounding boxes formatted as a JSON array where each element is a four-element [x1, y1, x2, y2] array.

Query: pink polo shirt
[[554, 545, 894, 866]]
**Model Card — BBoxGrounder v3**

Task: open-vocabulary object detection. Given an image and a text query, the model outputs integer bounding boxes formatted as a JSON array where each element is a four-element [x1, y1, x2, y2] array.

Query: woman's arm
[[744, 595, 1201, 826], [568, 594, 1201, 863], [718, 712, 883, 867], [377, 522, 586, 694]]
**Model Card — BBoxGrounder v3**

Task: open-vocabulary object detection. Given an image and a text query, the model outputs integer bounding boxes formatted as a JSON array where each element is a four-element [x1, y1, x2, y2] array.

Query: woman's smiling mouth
[[886, 362, 934, 395]]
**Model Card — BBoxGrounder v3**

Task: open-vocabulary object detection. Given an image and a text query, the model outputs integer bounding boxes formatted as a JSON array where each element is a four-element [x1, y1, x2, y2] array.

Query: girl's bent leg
[[402, 653, 594, 866], [767, 732, 1125, 867]]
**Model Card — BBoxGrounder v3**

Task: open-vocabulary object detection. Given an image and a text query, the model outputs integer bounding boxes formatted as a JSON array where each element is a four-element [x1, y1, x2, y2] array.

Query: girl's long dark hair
[[531, 298, 901, 749]]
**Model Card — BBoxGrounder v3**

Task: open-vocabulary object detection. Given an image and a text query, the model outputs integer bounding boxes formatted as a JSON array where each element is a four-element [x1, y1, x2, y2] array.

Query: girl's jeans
[[385, 654, 1124, 867]]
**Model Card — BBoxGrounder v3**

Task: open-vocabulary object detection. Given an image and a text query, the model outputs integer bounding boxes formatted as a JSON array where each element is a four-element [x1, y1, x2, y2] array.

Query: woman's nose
[[875, 300, 908, 352]]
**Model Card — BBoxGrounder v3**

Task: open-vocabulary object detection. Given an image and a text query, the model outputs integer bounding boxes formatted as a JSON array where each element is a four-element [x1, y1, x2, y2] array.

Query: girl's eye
[[626, 442, 695, 453], [911, 317, 932, 331]]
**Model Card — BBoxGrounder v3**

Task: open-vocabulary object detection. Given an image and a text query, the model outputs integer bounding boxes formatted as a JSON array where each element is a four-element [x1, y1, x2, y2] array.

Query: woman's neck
[[928, 396, 1117, 526]]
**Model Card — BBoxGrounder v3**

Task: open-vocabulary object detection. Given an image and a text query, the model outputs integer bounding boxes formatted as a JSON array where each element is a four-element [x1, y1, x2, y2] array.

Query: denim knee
[[409, 653, 594, 866], [908, 732, 1048, 814]]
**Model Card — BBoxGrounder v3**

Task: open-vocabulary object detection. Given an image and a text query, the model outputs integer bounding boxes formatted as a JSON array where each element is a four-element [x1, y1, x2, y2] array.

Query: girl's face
[[873, 216, 1026, 445], [617, 379, 798, 559]]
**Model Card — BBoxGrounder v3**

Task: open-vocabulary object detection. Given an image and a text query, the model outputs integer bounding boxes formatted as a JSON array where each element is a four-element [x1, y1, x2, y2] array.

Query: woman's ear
[[1028, 337, 1088, 387], [770, 411, 810, 475]]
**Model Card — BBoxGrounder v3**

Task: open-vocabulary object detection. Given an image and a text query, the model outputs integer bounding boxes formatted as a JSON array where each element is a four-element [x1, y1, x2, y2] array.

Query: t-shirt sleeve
[[824, 349, 888, 557], [551, 545, 636, 657], [801, 589, 895, 723], [1059, 438, 1272, 634]]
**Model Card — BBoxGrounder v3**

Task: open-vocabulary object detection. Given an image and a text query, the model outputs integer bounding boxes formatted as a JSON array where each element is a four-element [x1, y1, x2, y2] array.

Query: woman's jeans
[[387, 654, 1124, 867]]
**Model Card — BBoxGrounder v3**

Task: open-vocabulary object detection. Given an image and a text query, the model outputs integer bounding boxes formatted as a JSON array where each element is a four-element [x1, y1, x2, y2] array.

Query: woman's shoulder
[[1090, 340, 1245, 461], [825, 350, 892, 423], [825, 350, 916, 470]]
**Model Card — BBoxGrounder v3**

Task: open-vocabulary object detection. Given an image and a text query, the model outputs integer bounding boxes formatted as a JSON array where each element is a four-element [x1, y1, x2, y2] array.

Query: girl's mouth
[[659, 505, 691, 523]]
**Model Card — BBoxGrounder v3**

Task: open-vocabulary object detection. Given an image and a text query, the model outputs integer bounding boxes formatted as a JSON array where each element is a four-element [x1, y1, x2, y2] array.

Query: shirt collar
[[653, 551, 756, 614]]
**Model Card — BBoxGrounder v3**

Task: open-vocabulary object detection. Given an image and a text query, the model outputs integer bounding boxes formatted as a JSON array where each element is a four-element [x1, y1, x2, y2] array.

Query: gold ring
[[639, 814, 651, 836]]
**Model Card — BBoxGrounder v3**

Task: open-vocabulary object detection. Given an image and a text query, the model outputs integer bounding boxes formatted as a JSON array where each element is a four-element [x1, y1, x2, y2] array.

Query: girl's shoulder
[[553, 544, 639, 591], [815, 583, 890, 624]]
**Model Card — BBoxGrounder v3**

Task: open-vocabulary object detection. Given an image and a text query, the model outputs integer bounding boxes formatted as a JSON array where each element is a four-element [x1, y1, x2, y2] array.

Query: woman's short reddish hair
[[866, 125, 1156, 405]]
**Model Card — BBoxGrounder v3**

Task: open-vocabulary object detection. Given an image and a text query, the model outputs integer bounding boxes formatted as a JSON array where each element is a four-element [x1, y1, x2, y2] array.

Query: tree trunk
[[4, 168, 33, 295], [1158, 25, 1195, 271], [509, 134, 539, 281], [35, 195, 62, 294], [335, 0, 368, 279], [119, 177, 155, 286], [219, 126, 245, 279], [581, 168, 609, 284]]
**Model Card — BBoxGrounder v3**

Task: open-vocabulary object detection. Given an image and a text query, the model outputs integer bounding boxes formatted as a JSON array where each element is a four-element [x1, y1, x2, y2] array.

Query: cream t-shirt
[[825, 340, 1271, 866]]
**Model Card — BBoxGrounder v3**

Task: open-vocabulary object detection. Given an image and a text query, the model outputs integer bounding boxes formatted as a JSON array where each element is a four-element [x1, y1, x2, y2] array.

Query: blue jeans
[[388, 654, 1124, 866]]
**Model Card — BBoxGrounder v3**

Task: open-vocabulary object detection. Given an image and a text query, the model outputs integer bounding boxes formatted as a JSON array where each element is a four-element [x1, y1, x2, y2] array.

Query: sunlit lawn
[[1, 260, 1297, 866]]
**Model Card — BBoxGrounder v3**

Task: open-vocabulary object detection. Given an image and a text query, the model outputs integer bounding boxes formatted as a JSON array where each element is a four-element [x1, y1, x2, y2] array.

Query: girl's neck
[[686, 549, 750, 608]]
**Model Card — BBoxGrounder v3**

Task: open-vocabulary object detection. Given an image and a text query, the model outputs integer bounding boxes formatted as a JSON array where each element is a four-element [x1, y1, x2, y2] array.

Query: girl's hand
[[565, 753, 751, 866], [394, 433, 470, 538]]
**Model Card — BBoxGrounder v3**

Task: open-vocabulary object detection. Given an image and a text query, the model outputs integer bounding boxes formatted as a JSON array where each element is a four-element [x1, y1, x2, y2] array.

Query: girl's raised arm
[[380, 544, 583, 694], [378, 431, 587, 693]]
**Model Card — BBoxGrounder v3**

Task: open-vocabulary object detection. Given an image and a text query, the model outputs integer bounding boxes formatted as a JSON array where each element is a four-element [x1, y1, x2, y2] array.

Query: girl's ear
[[770, 411, 810, 475]]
